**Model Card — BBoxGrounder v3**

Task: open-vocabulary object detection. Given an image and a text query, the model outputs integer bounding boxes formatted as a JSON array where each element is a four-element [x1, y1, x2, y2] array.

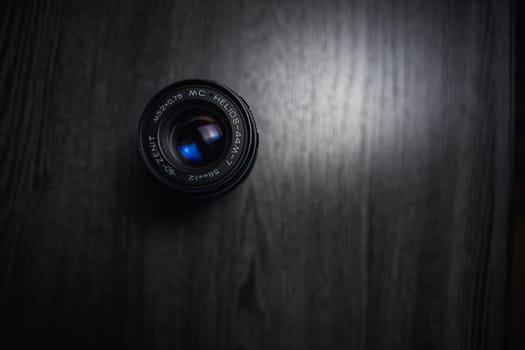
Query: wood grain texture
[[512, 1, 524, 349], [0, 0, 512, 349]]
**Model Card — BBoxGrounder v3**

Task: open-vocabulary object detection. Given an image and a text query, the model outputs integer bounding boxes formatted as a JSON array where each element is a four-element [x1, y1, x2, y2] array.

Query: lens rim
[[138, 79, 258, 198]]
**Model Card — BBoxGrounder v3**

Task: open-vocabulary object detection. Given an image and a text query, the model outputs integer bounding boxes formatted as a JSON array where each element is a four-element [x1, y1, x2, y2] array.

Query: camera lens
[[158, 104, 229, 168], [172, 114, 225, 166], [138, 79, 258, 198]]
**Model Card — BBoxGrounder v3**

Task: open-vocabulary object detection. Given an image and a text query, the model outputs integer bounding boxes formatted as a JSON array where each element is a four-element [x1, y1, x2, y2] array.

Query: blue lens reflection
[[177, 143, 203, 163]]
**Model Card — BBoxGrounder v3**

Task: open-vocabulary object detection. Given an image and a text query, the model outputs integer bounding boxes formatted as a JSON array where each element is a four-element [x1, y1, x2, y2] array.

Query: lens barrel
[[138, 79, 258, 198]]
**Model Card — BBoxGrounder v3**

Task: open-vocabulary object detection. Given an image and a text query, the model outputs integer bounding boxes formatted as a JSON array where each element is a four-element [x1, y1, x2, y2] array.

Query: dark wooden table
[[0, 1, 513, 349]]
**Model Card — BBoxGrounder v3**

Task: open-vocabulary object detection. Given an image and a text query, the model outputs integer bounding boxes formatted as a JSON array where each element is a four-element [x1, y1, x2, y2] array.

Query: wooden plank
[[0, 0, 512, 348]]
